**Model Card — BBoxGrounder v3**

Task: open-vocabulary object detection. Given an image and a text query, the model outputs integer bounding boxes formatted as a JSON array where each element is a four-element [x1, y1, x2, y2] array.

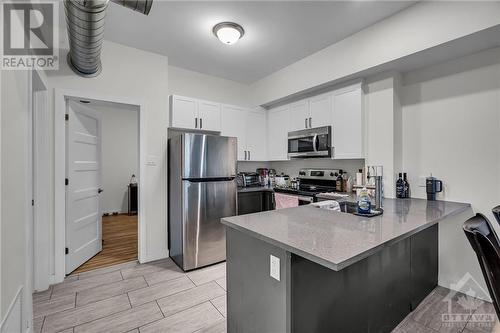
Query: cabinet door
[[309, 93, 332, 129], [237, 192, 264, 215], [246, 110, 267, 161], [267, 106, 290, 161], [198, 100, 221, 132], [332, 86, 363, 159], [288, 100, 309, 131], [221, 105, 247, 161], [170, 95, 198, 129]]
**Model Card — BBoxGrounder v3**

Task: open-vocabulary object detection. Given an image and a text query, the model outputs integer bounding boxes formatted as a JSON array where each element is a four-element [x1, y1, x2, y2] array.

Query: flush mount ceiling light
[[213, 22, 245, 45]]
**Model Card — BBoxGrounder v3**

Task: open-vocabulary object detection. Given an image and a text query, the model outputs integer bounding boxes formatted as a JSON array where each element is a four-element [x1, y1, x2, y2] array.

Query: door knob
[[98, 188, 103, 194]]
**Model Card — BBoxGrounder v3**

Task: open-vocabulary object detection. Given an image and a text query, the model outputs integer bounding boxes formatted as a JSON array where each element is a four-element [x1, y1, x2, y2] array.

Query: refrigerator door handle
[[195, 117, 198, 128]]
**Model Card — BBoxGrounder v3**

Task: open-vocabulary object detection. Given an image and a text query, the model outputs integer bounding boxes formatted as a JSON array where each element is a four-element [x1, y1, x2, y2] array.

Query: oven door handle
[[297, 195, 314, 202], [313, 134, 318, 152]]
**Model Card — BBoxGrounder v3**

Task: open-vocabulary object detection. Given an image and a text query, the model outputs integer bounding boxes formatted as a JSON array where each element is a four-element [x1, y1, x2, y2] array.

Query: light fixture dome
[[213, 22, 244, 45]]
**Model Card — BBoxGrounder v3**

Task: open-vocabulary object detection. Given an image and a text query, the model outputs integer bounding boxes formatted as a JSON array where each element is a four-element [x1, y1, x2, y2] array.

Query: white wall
[[364, 73, 402, 198], [96, 103, 139, 214], [401, 47, 500, 295], [250, 1, 500, 106], [45, 39, 169, 277], [168, 65, 252, 107], [0, 70, 30, 331]]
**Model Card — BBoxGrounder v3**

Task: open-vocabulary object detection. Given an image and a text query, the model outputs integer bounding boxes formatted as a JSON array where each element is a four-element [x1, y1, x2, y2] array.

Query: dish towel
[[275, 193, 299, 209]]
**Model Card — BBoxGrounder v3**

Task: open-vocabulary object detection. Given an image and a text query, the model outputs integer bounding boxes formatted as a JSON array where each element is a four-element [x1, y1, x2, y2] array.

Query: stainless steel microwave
[[288, 126, 332, 159]]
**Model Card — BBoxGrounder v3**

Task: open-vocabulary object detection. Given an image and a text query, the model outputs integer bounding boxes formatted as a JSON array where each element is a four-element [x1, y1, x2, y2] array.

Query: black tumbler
[[426, 177, 442, 201]]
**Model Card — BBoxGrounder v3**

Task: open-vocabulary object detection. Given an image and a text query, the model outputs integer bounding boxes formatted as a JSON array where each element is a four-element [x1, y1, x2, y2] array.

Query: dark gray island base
[[222, 198, 471, 333]]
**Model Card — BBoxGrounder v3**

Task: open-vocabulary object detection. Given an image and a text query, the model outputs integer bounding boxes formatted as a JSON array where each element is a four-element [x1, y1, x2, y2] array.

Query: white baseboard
[[0, 286, 23, 333], [140, 250, 169, 264]]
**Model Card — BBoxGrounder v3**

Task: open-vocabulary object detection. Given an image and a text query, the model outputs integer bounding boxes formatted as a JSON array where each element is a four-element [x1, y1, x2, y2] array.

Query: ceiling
[[103, 1, 417, 84]]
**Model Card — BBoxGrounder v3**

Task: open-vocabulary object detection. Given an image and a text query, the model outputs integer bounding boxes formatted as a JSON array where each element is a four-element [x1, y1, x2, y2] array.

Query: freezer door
[[182, 179, 237, 270], [183, 133, 237, 179]]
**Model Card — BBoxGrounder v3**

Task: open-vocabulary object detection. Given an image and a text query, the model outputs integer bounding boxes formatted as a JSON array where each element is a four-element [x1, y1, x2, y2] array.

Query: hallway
[[72, 215, 138, 275]]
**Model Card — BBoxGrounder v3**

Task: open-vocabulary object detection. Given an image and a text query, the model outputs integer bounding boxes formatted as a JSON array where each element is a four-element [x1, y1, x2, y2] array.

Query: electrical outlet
[[270, 255, 280, 281]]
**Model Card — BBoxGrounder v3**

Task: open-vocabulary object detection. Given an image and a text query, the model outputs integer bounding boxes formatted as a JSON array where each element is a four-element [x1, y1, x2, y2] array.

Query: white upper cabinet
[[222, 106, 267, 161], [170, 82, 364, 163], [309, 93, 332, 129], [170, 95, 198, 130], [289, 100, 310, 131], [245, 109, 268, 161], [198, 100, 221, 131], [267, 106, 290, 161], [221, 105, 247, 161], [331, 83, 364, 159], [169, 95, 221, 131], [288, 95, 333, 131]]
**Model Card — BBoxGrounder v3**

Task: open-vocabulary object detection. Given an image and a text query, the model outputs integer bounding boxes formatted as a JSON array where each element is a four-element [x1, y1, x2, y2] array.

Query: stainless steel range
[[275, 168, 340, 205]]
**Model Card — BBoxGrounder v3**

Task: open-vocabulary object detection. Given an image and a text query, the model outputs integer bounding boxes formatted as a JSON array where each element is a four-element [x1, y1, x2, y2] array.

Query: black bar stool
[[463, 213, 500, 319], [493, 205, 500, 225]]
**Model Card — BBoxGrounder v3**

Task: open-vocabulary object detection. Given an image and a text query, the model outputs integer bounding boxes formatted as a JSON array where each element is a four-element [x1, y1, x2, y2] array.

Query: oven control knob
[[330, 172, 334, 177], [299, 171, 306, 176]]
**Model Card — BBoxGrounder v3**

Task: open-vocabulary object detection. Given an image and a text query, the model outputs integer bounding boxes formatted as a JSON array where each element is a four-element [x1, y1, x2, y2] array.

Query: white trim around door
[[54, 89, 146, 283], [32, 70, 50, 292]]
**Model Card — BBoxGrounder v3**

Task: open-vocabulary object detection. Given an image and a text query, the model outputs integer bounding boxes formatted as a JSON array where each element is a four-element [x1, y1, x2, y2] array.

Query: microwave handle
[[313, 134, 318, 152]]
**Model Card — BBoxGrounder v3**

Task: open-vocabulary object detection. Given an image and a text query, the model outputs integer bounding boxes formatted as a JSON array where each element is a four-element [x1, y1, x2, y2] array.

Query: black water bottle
[[336, 170, 344, 192], [396, 173, 404, 198], [403, 173, 410, 198]]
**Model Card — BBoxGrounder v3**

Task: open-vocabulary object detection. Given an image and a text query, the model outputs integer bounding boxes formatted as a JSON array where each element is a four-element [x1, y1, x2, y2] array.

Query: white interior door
[[66, 101, 102, 274]]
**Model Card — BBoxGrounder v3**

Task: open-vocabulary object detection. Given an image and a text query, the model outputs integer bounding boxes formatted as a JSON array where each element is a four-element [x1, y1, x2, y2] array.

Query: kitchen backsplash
[[238, 159, 365, 179]]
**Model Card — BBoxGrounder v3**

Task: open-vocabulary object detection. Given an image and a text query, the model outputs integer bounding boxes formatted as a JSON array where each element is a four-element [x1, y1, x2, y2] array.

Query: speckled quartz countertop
[[221, 198, 471, 271]]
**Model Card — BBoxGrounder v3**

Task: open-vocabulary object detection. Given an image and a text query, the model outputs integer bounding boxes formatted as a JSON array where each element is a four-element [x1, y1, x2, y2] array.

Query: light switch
[[146, 155, 158, 167], [270, 255, 280, 281]]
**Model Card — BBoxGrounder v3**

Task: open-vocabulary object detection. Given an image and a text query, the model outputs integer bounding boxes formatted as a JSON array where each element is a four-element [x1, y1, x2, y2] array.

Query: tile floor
[[33, 259, 498, 333]]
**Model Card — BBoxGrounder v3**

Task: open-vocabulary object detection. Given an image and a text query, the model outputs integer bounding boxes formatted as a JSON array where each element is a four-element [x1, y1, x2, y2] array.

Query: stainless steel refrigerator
[[168, 133, 237, 271]]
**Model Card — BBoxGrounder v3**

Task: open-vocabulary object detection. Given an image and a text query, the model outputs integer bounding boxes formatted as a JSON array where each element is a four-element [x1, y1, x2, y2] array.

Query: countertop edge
[[222, 201, 472, 272], [334, 202, 472, 270], [221, 218, 341, 271]]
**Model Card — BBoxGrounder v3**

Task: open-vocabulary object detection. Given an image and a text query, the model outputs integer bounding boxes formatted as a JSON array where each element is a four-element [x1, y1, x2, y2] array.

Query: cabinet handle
[[248, 151, 251, 160], [244, 150, 247, 160], [309, 117, 312, 128], [305, 118, 308, 128], [200, 118, 203, 129], [195, 118, 198, 128]]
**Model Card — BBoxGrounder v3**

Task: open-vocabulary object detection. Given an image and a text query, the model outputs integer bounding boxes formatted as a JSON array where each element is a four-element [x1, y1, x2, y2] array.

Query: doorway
[[65, 98, 140, 275]]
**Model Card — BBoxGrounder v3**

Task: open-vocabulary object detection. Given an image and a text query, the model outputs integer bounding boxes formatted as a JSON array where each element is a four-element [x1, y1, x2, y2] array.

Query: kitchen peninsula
[[221, 198, 471, 333]]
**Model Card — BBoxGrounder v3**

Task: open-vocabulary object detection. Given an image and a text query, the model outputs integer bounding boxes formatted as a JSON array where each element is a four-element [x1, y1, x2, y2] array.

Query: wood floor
[[72, 214, 138, 275]]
